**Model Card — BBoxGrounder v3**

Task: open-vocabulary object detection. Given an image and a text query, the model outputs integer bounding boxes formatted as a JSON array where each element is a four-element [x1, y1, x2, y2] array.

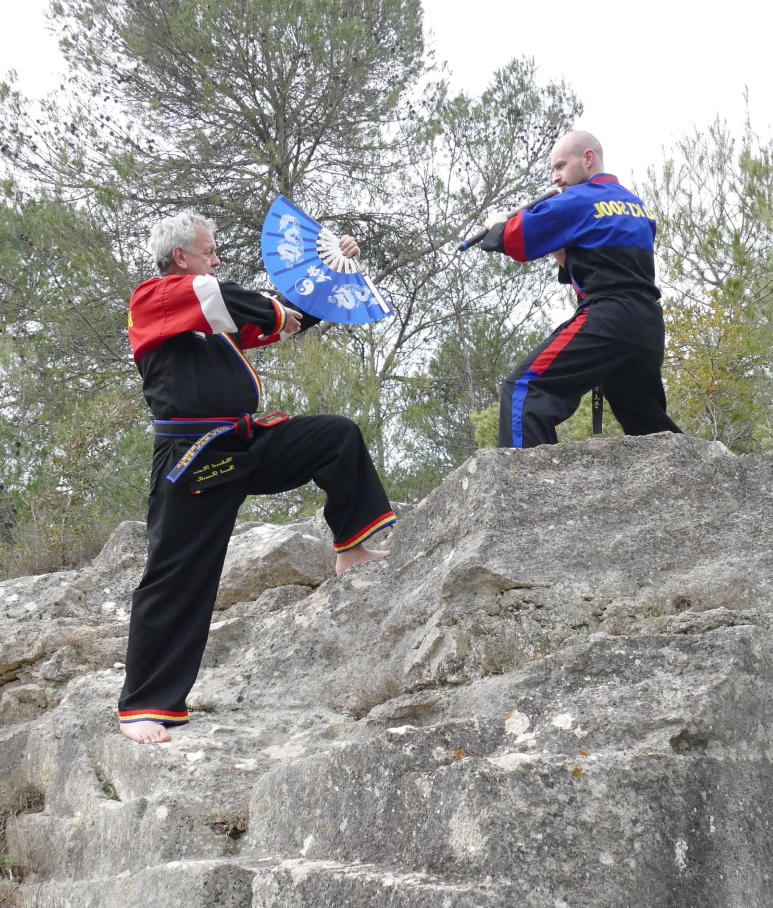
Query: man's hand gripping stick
[[457, 188, 558, 252]]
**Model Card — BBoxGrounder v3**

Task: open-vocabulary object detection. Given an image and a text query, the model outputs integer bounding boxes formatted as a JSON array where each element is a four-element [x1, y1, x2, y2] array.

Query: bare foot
[[120, 720, 172, 744], [336, 544, 388, 576]]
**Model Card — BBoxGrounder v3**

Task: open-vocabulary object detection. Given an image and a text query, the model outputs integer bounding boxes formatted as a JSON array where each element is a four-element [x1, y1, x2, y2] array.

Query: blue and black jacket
[[482, 174, 665, 352]]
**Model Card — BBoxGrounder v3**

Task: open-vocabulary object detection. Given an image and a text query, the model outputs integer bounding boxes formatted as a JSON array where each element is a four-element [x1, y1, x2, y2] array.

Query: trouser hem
[[333, 511, 396, 551], [119, 709, 189, 726]]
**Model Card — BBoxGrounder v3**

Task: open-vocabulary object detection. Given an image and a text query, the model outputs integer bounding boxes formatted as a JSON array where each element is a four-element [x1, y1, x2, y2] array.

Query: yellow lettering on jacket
[[593, 201, 653, 220]]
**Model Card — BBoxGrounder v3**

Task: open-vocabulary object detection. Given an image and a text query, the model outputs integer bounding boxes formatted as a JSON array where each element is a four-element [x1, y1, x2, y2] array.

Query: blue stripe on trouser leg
[[511, 369, 539, 448]]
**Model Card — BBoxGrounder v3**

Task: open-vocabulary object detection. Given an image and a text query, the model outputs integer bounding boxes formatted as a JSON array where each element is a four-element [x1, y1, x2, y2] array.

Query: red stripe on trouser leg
[[530, 308, 588, 375], [499, 318, 682, 449]]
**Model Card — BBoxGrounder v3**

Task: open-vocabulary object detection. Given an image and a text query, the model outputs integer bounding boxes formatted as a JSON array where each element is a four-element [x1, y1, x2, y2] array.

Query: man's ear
[[583, 148, 595, 171], [172, 246, 188, 270]]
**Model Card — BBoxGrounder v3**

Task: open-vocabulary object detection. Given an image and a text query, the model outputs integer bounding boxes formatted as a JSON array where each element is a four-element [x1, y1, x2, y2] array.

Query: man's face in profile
[[550, 139, 592, 189], [176, 226, 220, 276]]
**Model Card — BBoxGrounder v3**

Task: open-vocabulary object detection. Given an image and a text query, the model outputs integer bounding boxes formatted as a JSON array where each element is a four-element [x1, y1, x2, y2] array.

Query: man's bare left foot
[[120, 720, 172, 744], [336, 545, 388, 576]]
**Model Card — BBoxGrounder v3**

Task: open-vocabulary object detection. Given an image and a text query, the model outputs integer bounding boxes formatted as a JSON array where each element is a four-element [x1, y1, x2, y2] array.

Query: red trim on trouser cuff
[[333, 511, 396, 552], [503, 210, 527, 261], [530, 309, 588, 375], [119, 709, 189, 725]]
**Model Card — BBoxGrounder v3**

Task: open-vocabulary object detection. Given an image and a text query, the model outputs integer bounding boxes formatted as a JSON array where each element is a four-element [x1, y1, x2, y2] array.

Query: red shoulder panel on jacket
[[128, 275, 212, 362]]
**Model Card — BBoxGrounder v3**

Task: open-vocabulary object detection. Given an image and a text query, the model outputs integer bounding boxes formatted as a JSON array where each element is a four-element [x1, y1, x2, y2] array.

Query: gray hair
[[149, 210, 216, 274]]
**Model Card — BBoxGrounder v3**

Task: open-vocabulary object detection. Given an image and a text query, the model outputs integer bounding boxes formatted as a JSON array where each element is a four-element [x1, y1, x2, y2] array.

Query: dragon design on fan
[[328, 284, 372, 311], [261, 195, 393, 325], [277, 214, 304, 266]]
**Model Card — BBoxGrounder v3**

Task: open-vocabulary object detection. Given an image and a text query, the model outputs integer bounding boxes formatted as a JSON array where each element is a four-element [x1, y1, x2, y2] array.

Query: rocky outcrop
[[2, 433, 773, 907], [215, 523, 334, 609]]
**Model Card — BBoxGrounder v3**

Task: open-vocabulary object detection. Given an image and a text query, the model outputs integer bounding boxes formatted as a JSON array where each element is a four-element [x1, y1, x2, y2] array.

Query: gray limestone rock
[[4, 434, 773, 907], [215, 525, 335, 609], [92, 520, 148, 571], [13, 860, 255, 908]]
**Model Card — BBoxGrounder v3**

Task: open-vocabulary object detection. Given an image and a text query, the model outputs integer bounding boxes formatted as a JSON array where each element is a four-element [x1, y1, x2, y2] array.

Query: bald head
[[556, 131, 604, 161], [550, 131, 605, 189]]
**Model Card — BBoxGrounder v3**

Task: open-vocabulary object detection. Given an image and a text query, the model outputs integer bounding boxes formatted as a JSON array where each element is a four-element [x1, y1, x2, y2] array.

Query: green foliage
[[260, 331, 384, 448], [642, 119, 773, 452], [40, 0, 427, 267], [0, 388, 151, 579], [555, 394, 623, 444], [661, 289, 769, 450], [401, 306, 554, 469], [470, 404, 498, 448]]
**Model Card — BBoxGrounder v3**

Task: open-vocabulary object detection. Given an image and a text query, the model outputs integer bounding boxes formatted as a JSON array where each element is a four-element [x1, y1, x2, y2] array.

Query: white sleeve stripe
[[192, 274, 238, 334]]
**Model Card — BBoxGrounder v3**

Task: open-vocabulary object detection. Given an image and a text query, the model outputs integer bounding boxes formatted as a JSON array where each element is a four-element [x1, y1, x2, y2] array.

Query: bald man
[[483, 131, 681, 448]]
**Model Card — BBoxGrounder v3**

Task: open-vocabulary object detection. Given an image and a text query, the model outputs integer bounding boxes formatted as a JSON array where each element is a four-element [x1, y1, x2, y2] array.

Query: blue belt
[[154, 414, 255, 483]]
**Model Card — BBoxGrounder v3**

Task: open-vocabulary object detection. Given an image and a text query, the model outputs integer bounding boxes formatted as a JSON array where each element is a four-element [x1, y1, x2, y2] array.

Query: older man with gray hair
[[119, 211, 395, 744], [483, 130, 681, 447]]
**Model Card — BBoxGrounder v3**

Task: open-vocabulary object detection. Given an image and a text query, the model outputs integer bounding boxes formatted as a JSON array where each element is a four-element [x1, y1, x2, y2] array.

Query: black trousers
[[118, 415, 394, 726], [499, 308, 681, 448]]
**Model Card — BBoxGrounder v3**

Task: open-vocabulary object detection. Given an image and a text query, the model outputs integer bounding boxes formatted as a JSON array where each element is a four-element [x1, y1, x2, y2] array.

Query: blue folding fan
[[261, 195, 393, 325]]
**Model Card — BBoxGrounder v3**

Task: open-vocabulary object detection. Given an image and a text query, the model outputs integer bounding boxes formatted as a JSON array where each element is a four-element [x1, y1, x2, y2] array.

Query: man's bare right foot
[[120, 720, 172, 744], [336, 544, 388, 575]]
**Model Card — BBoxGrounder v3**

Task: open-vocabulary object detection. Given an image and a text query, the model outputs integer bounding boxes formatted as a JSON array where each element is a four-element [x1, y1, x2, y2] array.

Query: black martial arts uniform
[[482, 174, 681, 448], [118, 273, 395, 727]]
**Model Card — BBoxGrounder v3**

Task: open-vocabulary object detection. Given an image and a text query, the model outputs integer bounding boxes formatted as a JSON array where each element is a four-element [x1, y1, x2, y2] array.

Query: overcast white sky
[[421, 0, 773, 185], [2, 0, 772, 188]]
